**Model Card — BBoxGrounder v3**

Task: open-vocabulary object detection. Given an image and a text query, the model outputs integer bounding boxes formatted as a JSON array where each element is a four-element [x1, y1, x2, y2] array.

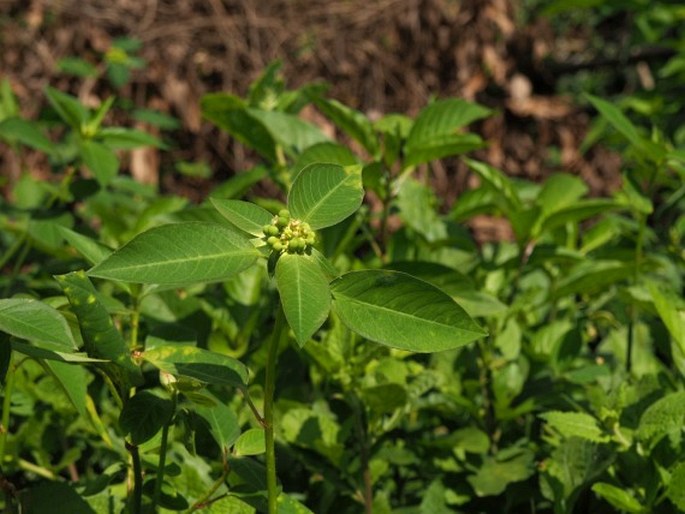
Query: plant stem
[[627, 213, 647, 373], [264, 305, 287, 514], [186, 452, 230, 512], [127, 441, 143, 514], [0, 352, 16, 465], [351, 393, 373, 514], [152, 393, 176, 511]]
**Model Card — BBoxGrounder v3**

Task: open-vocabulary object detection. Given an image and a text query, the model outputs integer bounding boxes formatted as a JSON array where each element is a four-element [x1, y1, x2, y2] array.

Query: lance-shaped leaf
[[59, 226, 113, 265], [246, 109, 330, 156], [463, 158, 522, 213], [211, 198, 274, 237], [313, 98, 380, 157], [11, 341, 106, 363], [0, 298, 77, 351], [142, 345, 249, 388], [88, 222, 260, 284], [275, 253, 331, 347], [201, 93, 277, 162], [0, 118, 55, 153], [288, 163, 364, 230], [404, 99, 491, 167], [55, 271, 143, 386], [330, 270, 486, 352], [45, 361, 88, 417], [44, 86, 89, 130], [80, 139, 119, 186]]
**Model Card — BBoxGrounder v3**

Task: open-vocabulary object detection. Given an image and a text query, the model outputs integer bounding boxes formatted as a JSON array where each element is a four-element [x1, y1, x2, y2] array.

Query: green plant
[[0, 57, 684, 514]]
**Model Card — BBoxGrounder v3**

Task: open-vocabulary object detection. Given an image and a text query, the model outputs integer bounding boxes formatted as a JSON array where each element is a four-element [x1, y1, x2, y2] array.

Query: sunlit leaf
[[275, 253, 331, 347], [288, 163, 364, 229], [88, 222, 260, 284], [331, 270, 486, 352]]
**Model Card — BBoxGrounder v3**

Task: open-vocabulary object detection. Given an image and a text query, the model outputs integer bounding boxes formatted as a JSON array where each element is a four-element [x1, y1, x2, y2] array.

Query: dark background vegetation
[[1, 0, 641, 217]]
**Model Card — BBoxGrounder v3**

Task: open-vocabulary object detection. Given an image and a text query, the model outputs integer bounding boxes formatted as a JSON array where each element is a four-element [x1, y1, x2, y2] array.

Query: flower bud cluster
[[262, 209, 315, 255]]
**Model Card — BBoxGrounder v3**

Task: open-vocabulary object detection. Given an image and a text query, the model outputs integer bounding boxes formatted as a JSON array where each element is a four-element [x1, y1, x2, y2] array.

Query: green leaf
[[467, 449, 534, 496], [211, 198, 274, 237], [246, 109, 330, 156], [536, 174, 589, 214], [277, 494, 315, 514], [23, 481, 96, 514], [649, 284, 685, 355], [0, 79, 19, 120], [541, 437, 613, 506], [553, 260, 633, 298], [59, 226, 113, 265], [396, 177, 447, 242], [142, 344, 249, 388], [193, 394, 241, 451], [88, 222, 260, 284], [585, 94, 662, 160], [330, 270, 486, 352], [210, 165, 268, 199], [11, 341, 106, 363], [462, 158, 522, 213], [288, 163, 364, 230], [667, 461, 685, 511], [314, 98, 380, 156], [290, 142, 358, 180], [637, 391, 685, 451], [539, 199, 620, 235], [275, 253, 331, 347], [234, 428, 265, 456], [119, 390, 173, 444], [55, 272, 142, 388], [201, 93, 276, 162], [0, 298, 77, 351], [98, 127, 163, 149], [591, 483, 645, 513], [361, 383, 407, 415], [405, 133, 484, 168], [44, 361, 88, 416], [57, 56, 99, 78], [44, 86, 90, 130], [540, 411, 609, 443], [80, 140, 119, 186], [404, 99, 491, 167], [0, 117, 55, 153]]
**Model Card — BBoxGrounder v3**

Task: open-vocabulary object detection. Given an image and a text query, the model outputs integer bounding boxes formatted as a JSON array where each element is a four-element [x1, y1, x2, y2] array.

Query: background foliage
[[1, 0, 685, 513]]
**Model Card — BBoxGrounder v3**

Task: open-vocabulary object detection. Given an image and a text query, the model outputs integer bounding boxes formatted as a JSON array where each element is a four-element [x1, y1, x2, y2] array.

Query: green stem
[[265, 305, 287, 514], [152, 394, 176, 511], [0, 352, 16, 464], [127, 441, 143, 514], [627, 214, 647, 373], [351, 393, 372, 514], [186, 452, 230, 512], [129, 287, 142, 351]]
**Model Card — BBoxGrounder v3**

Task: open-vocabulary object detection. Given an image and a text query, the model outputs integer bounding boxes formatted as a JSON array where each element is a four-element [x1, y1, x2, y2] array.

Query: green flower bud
[[267, 236, 280, 246], [264, 225, 279, 236], [272, 242, 285, 251], [277, 216, 289, 227], [278, 209, 290, 218]]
